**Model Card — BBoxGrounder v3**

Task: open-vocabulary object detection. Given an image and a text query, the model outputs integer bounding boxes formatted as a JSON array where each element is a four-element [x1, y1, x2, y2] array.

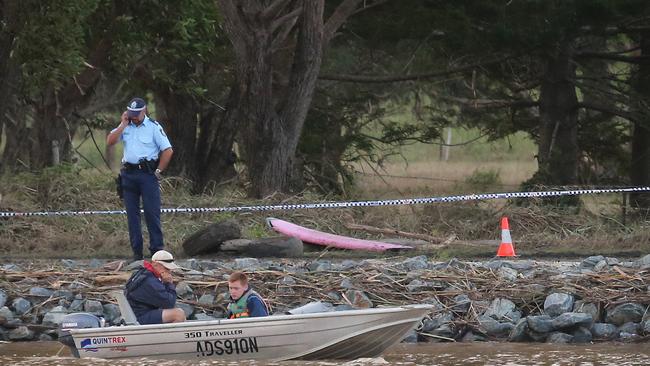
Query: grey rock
[[0, 327, 8, 341], [504, 260, 534, 272], [400, 256, 429, 271], [9, 326, 34, 340], [484, 298, 517, 322], [2, 264, 19, 271], [0, 290, 7, 308], [53, 290, 75, 302], [573, 301, 600, 322], [636, 254, 650, 269], [546, 332, 573, 343], [461, 330, 487, 342], [29, 287, 54, 297], [478, 315, 514, 337], [177, 303, 195, 318], [326, 292, 340, 301], [88, 259, 104, 269], [580, 255, 605, 269], [526, 329, 549, 342], [12, 297, 31, 315], [497, 267, 518, 281], [431, 324, 455, 338], [175, 281, 194, 299], [125, 261, 143, 271], [69, 299, 84, 312], [103, 304, 121, 324], [279, 276, 296, 285], [340, 260, 358, 271], [178, 259, 200, 271], [234, 257, 260, 270], [452, 294, 471, 314], [61, 259, 77, 268], [591, 323, 619, 340], [83, 300, 104, 316], [345, 290, 372, 308], [551, 312, 593, 329], [618, 322, 640, 335], [571, 327, 592, 343], [544, 293, 574, 317], [620, 331, 640, 341], [430, 258, 468, 271], [406, 279, 431, 292], [525, 284, 546, 294], [42, 306, 68, 327], [193, 313, 218, 321], [593, 260, 608, 272], [198, 294, 215, 306], [307, 260, 331, 272], [422, 312, 454, 332], [527, 315, 554, 333], [0, 306, 15, 320], [288, 301, 333, 315], [643, 320, 650, 335], [198, 261, 224, 271], [421, 297, 446, 311], [39, 333, 54, 341], [605, 257, 620, 266], [606, 303, 646, 325], [401, 329, 419, 343], [508, 318, 529, 342], [340, 278, 355, 289]]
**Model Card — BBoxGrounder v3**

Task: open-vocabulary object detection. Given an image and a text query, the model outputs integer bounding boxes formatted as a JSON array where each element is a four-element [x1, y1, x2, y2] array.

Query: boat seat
[[111, 290, 140, 326]]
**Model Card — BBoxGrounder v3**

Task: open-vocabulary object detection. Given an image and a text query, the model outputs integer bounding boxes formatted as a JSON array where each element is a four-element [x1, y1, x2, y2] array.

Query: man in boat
[[226, 271, 269, 318], [124, 250, 186, 324]]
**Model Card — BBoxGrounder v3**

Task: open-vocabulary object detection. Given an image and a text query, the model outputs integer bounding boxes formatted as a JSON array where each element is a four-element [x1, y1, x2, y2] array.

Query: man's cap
[[151, 250, 180, 270], [126, 97, 146, 118]]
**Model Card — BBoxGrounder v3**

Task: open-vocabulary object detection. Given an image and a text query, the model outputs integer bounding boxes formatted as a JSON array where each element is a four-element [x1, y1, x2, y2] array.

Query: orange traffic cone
[[496, 216, 516, 257]]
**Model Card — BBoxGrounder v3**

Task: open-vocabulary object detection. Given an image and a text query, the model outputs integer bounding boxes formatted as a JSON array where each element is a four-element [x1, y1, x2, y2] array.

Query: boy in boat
[[226, 271, 269, 318], [124, 250, 186, 324]]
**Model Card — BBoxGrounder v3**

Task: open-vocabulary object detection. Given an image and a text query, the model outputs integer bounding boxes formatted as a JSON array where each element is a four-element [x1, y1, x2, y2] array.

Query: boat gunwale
[[68, 304, 433, 336]]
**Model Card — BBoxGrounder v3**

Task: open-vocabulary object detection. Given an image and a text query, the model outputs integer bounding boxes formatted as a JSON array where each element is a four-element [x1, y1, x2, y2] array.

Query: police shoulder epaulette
[[151, 119, 160, 125]]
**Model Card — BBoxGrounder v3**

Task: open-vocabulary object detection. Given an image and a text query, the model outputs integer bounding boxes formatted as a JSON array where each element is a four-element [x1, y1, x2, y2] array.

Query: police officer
[[107, 97, 173, 261]]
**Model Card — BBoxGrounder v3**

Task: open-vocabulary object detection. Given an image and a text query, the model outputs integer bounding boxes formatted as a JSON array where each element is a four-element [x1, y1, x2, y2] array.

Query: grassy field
[[0, 128, 648, 260]]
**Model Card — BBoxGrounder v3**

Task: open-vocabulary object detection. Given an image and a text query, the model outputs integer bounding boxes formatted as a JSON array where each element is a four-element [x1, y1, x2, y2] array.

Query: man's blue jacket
[[125, 265, 177, 320]]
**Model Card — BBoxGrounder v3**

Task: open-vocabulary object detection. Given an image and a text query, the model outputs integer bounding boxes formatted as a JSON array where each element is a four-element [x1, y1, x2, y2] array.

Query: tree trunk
[[154, 89, 198, 177], [631, 31, 650, 210], [217, 0, 344, 197], [534, 41, 579, 188]]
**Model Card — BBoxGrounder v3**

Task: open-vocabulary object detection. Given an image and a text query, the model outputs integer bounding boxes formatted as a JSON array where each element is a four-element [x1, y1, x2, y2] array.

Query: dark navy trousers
[[121, 170, 163, 258]]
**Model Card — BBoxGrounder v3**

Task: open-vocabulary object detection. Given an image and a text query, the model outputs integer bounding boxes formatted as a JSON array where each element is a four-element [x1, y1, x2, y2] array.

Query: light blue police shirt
[[114, 116, 172, 164]]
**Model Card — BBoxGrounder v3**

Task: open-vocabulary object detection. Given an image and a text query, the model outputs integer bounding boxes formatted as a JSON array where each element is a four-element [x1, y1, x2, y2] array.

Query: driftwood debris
[[182, 219, 242, 256]]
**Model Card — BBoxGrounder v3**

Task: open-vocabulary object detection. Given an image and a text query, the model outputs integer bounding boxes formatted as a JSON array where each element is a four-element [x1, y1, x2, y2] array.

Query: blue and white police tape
[[0, 186, 649, 218]]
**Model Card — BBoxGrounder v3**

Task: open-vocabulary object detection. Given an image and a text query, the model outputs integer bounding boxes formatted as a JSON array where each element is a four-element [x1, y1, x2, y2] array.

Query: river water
[[1, 341, 650, 365]]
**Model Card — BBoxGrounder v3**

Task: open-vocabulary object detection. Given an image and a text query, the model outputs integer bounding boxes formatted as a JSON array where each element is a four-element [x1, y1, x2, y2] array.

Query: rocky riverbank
[[1, 254, 649, 344]]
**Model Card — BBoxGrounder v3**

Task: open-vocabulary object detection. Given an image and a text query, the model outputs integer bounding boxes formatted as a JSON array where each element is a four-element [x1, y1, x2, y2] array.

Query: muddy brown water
[[1, 341, 650, 365]]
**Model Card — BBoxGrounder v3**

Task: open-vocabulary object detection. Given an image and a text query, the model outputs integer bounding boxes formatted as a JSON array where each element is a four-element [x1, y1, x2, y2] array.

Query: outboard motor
[[58, 313, 104, 358]]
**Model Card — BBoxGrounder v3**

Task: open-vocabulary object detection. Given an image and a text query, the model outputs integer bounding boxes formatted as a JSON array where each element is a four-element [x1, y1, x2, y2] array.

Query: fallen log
[[182, 219, 242, 256], [221, 237, 303, 257]]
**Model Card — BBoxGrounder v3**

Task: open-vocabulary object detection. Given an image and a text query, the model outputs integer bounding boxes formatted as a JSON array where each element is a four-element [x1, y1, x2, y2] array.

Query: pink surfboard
[[266, 218, 412, 251]]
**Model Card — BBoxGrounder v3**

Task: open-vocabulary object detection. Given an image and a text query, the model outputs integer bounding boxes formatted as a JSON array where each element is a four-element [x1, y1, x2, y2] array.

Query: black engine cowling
[[58, 313, 104, 358]]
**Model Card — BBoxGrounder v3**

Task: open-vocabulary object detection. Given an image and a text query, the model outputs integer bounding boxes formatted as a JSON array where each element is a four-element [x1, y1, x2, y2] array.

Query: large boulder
[[182, 219, 242, 256], [42, 306, 68, 327], [544, 293, 574, 317], [606, 303, 646, 325], [527, 315, 554, 333], [591, 323, 619, 340], [551, 312, 593, 330], [484, 298, 518, 322]]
